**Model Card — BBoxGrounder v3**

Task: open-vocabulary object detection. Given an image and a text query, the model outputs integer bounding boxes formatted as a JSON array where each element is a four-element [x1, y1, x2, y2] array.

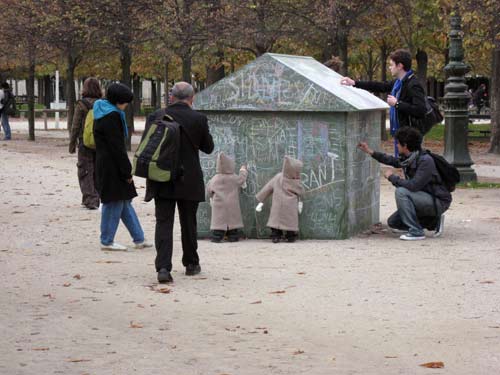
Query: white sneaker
[[101, 242, 128, 251], [433, 215, 445, 238], [134, 240, 153, 249], [400, 233, 426, 241]]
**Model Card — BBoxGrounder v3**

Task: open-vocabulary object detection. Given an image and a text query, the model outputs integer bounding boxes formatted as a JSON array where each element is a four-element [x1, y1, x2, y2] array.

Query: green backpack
[[132, 114, 182, 182], [81, 99, 96, 149]]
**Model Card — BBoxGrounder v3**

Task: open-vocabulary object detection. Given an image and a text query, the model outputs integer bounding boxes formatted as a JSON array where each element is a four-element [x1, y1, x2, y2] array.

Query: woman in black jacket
[[93, 83, 151, 251]]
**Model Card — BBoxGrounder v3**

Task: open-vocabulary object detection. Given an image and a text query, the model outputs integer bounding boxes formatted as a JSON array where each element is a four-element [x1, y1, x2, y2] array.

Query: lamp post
[[443, 8, 477, 182]]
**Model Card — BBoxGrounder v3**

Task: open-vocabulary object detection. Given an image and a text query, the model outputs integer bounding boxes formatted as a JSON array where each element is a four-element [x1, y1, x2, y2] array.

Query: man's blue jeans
[[1, 112, 11, 140], [100, 200, 145, 246], [388, 187, 442, 236]]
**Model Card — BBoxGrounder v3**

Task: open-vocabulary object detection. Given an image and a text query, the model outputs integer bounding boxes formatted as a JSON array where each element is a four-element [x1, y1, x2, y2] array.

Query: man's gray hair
[[171, 82, 195, 100]]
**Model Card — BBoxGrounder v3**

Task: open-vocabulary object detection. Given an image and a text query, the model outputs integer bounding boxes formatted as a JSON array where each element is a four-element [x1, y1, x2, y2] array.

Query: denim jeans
[[1, 112, 11, 140], [100, 200, 145, 246], [388, 187, 442, 236]]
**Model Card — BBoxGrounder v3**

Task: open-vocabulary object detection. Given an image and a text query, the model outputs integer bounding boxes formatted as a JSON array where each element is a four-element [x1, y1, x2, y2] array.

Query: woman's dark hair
[[1, 82, 10, 90], [82, 77, 102, 99], [106, 83, 134, 105], [389, 49, 412, 71], [395, 126, 422, 152]]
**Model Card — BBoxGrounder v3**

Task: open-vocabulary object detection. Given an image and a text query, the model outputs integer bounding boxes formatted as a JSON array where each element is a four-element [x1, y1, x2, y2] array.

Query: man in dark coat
[[144, 82, 214, 283], [358, 127, 452, 241], [341, 49, 426, 155]]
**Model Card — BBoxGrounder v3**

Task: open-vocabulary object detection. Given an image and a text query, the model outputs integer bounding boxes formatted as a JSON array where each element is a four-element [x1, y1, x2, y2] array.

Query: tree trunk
[[380, 43, 389, 141], [182, 54, 192, 83], [206, 62, 225, 86], [337, 28, 349, 76], [416, 49, 428, 94], [27, 57, 36, 141], [43, 75, 51, 108], [151, 79, 157, 108], [120, 44, 133, 150], [66, 53, 78, 135], [156, 78, 162, 109], [488, 43, 500, 154], [164, 60, 169, 106], [132, 73, 141, 116]]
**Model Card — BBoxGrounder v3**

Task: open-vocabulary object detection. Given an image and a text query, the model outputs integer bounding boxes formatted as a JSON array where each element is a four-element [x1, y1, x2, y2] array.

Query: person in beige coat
[[255, 156, 305, 243], [207, 152, 248, 242]]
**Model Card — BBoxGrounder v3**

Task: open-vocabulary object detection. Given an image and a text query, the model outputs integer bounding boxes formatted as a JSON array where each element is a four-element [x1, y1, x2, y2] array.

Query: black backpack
[[132, 114, 182, 182], [410, 96, 443, 135], [423, 150, 460, 192]]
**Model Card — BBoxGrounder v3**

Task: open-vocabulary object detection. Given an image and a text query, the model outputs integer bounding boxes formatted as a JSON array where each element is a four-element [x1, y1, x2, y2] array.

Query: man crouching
[[358, 126, 451, 240]]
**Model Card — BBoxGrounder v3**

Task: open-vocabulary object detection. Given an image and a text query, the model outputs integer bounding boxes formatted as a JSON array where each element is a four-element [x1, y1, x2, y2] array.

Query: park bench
[[18, 108, 68, 130], [468, 113, 491, 139]]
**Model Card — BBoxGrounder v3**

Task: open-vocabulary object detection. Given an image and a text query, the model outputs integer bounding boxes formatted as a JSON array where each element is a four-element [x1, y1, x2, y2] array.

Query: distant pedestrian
[[69, 77, 102, 209], [0, 82, 14, 140], [472, 84, 487, 114], [93, 83, 152, 251]]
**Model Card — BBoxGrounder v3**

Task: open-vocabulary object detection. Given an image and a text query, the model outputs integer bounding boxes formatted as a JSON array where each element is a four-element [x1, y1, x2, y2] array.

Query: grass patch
[[387, 123, 491, 142], [457, 181, 500, 189]]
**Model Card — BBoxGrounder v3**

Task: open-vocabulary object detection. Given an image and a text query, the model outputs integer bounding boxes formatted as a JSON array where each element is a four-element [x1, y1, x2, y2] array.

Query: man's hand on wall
[[384, 169, 394, 179], [340, 77, 355, 86], [357, 142, 374, 155]]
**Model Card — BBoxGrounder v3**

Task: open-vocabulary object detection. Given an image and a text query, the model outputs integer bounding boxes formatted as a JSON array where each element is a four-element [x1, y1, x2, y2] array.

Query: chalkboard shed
[[194, 53, 388, 239]]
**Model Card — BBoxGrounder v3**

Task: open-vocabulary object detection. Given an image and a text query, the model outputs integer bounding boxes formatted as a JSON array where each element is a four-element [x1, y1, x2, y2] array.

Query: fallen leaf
[[269, 290, 286, 294], [32, 347, 49, 351], [67, 359, 91, 363], [130, 321, 144, 328], [293, 350, 305, 355], [297, 272, 306, 275], [479, 280, 495, 284], [250, 300, 262, 304], [42, 294, 55, 299], [73, 274, 81, 280], [63, 283, 71, 287], [95, 260, 122, 264], [156, 288, 172, 294], [419, 362, 444, 368], [222, 277, 231, 280], [385, 356, 398, 358]]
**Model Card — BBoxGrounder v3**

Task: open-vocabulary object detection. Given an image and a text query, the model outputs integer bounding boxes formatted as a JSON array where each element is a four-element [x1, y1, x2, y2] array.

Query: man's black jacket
[[354, 74, 426, 128], [144, 102, 214, 202], [372, 150, 452, 210]]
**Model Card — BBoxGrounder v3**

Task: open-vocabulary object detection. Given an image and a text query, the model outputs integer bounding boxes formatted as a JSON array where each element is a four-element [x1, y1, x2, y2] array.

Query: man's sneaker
[[101, 242, 127, 251], [157, 268, 173, 283], [433, 215, 445, 238], [185, 264, 201, 276], [399, 233, 426, 241], [134, 240, 153, 249], [391, 228, 407, 234]]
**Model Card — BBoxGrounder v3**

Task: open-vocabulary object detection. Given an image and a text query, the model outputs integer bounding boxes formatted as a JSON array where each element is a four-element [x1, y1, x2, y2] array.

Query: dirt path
[[1, 138, 499, 375]]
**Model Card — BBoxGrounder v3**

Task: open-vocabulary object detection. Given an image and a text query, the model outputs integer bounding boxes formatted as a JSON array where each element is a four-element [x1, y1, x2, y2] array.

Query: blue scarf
[[389, 69, 413, 135], [92, 99, 128, 138]]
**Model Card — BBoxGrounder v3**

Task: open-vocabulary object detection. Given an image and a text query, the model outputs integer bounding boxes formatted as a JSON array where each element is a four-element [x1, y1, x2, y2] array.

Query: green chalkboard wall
[[194, 53, 387, 239]]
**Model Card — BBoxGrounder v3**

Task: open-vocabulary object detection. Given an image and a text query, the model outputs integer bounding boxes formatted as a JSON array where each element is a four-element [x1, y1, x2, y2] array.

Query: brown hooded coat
[[207, 152, 248, 231], [255, 156, 305, 231]]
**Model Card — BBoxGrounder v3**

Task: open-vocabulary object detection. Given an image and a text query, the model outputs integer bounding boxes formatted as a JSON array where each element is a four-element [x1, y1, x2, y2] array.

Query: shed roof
[[194, 53, 389, 112]]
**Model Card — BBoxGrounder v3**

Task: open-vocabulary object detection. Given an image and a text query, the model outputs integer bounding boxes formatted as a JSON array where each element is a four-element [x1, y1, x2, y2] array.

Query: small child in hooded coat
[[207, 152, 248, 242], [255, 156, 305, 243]]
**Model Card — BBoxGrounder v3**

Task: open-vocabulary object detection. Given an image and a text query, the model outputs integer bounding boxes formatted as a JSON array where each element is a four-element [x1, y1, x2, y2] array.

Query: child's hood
[[216, 152, 235, 174], [282, 156, 303, 179]]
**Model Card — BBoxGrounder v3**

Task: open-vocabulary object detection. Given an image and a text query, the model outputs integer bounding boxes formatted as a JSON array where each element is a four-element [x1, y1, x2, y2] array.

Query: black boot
[[285, 231, 297, 243], [157, 268, 173, 283], [211, 230, 224, 243], [271, 228, 282, 243], [226, 229, 239, 242]]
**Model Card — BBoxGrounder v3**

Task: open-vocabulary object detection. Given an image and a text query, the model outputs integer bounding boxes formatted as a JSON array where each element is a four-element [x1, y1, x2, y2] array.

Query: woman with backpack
[[93, 83, 151, 251], [69, 77, 102, 209], [0, 82, 14, 140]]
